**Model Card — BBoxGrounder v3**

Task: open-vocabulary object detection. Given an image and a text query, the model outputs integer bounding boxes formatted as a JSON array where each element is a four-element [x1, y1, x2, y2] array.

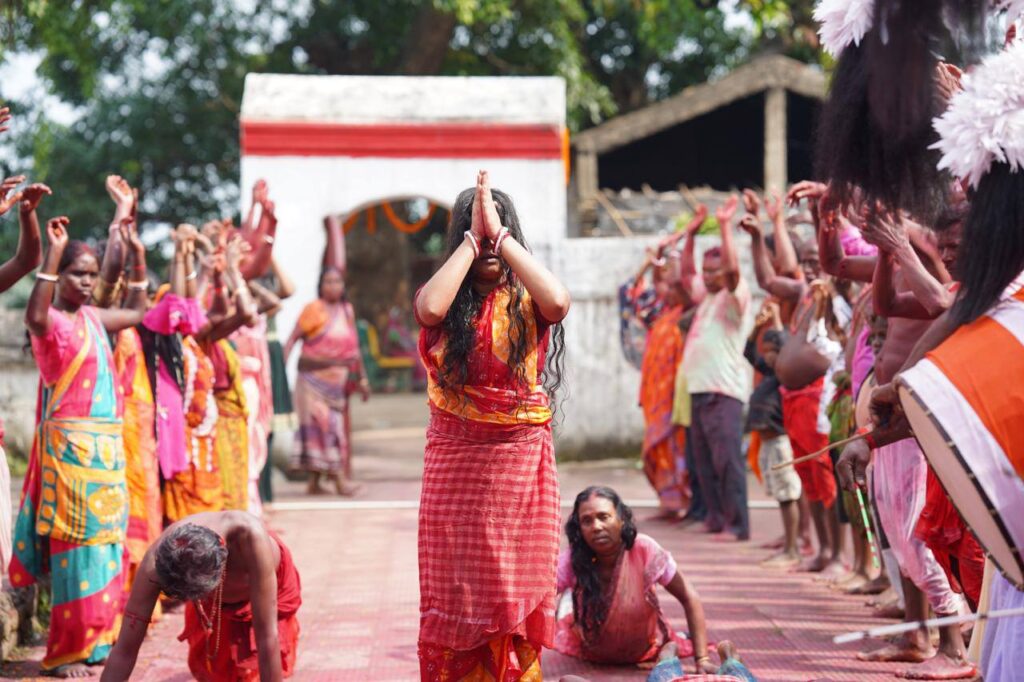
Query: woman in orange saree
[[414, 171, 570, 681], [208, 339, 250, 511], [113, 328, 162, 593], [638, 280, 688, 517]]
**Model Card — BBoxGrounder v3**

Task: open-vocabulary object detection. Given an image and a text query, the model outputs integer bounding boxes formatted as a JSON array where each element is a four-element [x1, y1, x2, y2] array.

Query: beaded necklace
[[193, 565, 226, 661]]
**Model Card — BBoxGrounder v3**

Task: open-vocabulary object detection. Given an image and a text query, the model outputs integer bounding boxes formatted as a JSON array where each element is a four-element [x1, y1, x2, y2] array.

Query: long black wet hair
[[950, 165, 1024, 326], [565, 486, 637, 638], [436, 186, 566, 416], [815, 0, 988, 222]]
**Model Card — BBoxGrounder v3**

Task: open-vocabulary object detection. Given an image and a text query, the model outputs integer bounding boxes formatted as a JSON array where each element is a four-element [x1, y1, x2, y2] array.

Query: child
[[744, 304, 801, 568]]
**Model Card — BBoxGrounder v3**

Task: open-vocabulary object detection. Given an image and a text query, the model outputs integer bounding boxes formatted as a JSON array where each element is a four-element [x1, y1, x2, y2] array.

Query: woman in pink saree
[[284, 268, 369, 495], [555, 486, 717, 675]]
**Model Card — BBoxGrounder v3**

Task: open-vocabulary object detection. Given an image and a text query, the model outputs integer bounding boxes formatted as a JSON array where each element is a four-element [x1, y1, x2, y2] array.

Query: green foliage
[[0, 1, 822, 248]]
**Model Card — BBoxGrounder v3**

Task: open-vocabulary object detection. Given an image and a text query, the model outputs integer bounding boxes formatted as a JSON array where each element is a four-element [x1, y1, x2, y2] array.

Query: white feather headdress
[[932, 38, 1024, 188], [993, 0, 1024, 20], [815, 0, 875, 58]]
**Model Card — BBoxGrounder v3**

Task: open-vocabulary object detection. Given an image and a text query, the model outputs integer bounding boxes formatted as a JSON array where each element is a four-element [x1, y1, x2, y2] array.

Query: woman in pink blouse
[[556, 486, 716, 675]]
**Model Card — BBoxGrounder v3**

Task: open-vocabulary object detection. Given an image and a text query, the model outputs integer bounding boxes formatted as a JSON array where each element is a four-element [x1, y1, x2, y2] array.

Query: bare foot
[[793, 555, 829, 573], [872, 601, 906, 620], [851, 575, 890, 596], [336, 481, 364, 497], [646, 508, 682, 522], [307, 483, 329, 496], [760, 552, 800, 569], [867, 586, 898, 607], [42, 664, 93, 678], [896, 652, 978, 680], [837, 574, 870, 593], [813, 560, 849, 581], [857, 639, 933, 663], [759, 535, 785, 550]]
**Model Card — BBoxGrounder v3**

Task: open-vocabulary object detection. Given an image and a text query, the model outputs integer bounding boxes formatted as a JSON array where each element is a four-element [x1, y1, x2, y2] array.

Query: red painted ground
[[2, 395, 976, 681]]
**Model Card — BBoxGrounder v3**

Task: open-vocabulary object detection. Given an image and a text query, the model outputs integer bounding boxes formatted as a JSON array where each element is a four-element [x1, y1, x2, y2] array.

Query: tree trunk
[[395, 4, 457, 75]]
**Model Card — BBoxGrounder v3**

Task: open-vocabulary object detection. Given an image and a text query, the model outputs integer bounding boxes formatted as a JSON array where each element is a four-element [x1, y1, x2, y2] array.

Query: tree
[[0, 1, 821, 250]]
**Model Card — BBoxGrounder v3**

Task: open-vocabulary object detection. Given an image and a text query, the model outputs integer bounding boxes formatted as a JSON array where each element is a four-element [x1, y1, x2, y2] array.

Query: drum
[[854, 371, 876, 431], [898, 301, 1024, 590]]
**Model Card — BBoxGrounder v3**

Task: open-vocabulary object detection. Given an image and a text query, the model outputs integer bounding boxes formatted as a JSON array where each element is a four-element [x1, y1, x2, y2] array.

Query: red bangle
[[857, 427, 877, 450]]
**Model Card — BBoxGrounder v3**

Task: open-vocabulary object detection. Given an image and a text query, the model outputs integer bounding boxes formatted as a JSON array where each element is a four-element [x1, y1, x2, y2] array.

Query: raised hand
[[738, 213, 762, 238], [46, 216, 71, 251], [105, 175, 134, 212], [742, 189, 760, 217], [786, 180, 828, 207], [935, 62, 963, 104], [686, 204, 709, 235], [0, 106, 11, 134], [20, 183, 52, 212], [0, 175, 25, 215], [478, 170, 503, 241], [253, 179, 268, 206], [715, 194, 739, 226], [861, 211, 910, 254], [764, 191, 784, 222]]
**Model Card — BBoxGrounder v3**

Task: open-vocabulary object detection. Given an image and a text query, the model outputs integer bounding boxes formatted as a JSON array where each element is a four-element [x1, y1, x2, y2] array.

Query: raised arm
[[479, 171, 570, 322], [270, 258, 295, 300], [249, 280, 282, 316], [678, 205, 708, 304], [739, 214, 804, 302], [121, 218, 150, 313], [0, 179, 45, 292], [717, 195, 741, 292], [865, 214, 949, 319], [242, 525, 284, 682], [242, 179, 266, 233], [663, 571, 714, 674], [25, 216, 69, 337], [100, 551, 162, 681], [240, 199, 276, 281], [94, 176, 135, 308]]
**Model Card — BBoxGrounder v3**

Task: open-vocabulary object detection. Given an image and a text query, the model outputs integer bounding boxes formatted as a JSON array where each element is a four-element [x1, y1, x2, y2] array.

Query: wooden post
[[575, 147, 600, 233], [764, 86, 787, 192]]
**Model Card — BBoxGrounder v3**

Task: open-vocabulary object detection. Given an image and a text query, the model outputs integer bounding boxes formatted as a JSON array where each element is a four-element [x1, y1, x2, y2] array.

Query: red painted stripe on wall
[[241, 121, 565, 159]]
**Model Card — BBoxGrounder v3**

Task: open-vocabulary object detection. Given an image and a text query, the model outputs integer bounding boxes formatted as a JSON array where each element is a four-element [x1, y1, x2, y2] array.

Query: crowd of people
[[617, 23, 1024, 682], [2, 4, 1024, 681], [0, 137, 376, 677]]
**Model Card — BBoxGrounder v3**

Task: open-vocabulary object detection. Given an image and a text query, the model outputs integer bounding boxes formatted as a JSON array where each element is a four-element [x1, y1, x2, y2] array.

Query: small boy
[[745, 307, 801, 568]]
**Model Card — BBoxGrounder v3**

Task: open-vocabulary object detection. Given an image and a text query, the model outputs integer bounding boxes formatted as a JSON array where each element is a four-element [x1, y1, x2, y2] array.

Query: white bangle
[[464, 231, 480, 258], [186, 270, 198, 281], [264, 235, 275, 245], [36, 272, 59, 283], [128, 280, 149, 291], [494, 226, 511, 256]]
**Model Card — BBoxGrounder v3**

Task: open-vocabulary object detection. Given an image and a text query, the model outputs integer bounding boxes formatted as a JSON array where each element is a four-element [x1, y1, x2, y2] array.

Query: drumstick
[[854, 487, 881, 571], [770, 431, 870, 471], [833, 606, 1024, 644]]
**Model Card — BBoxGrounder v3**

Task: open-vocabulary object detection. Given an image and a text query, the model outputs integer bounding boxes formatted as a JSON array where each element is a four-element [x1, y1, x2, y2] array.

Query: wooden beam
[[572, 54, 825, 156], [593, 191, 634, 236]]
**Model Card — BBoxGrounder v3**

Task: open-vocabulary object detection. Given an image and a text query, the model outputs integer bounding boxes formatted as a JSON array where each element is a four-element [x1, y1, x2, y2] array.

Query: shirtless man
[[741, 199, 844, 575], [101, 511, 302, 682], [836, 208, 976, 680]]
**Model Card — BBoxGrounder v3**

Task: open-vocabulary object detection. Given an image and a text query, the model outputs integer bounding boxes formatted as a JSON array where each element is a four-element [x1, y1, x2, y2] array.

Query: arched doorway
[[332, 196, 451, 393]]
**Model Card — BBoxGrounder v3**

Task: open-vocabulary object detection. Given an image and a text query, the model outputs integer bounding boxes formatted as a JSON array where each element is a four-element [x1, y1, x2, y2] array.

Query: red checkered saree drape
[[418, 410, 560, 654]]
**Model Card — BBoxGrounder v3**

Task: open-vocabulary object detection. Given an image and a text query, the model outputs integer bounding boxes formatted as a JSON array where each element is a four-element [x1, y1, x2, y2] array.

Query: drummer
[[837, 206, 976, 680]]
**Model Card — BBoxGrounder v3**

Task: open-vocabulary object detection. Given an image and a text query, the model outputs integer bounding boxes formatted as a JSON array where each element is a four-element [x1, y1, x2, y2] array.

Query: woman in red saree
[[554, 486, 716, 675], [414, 171, 570, 681]]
